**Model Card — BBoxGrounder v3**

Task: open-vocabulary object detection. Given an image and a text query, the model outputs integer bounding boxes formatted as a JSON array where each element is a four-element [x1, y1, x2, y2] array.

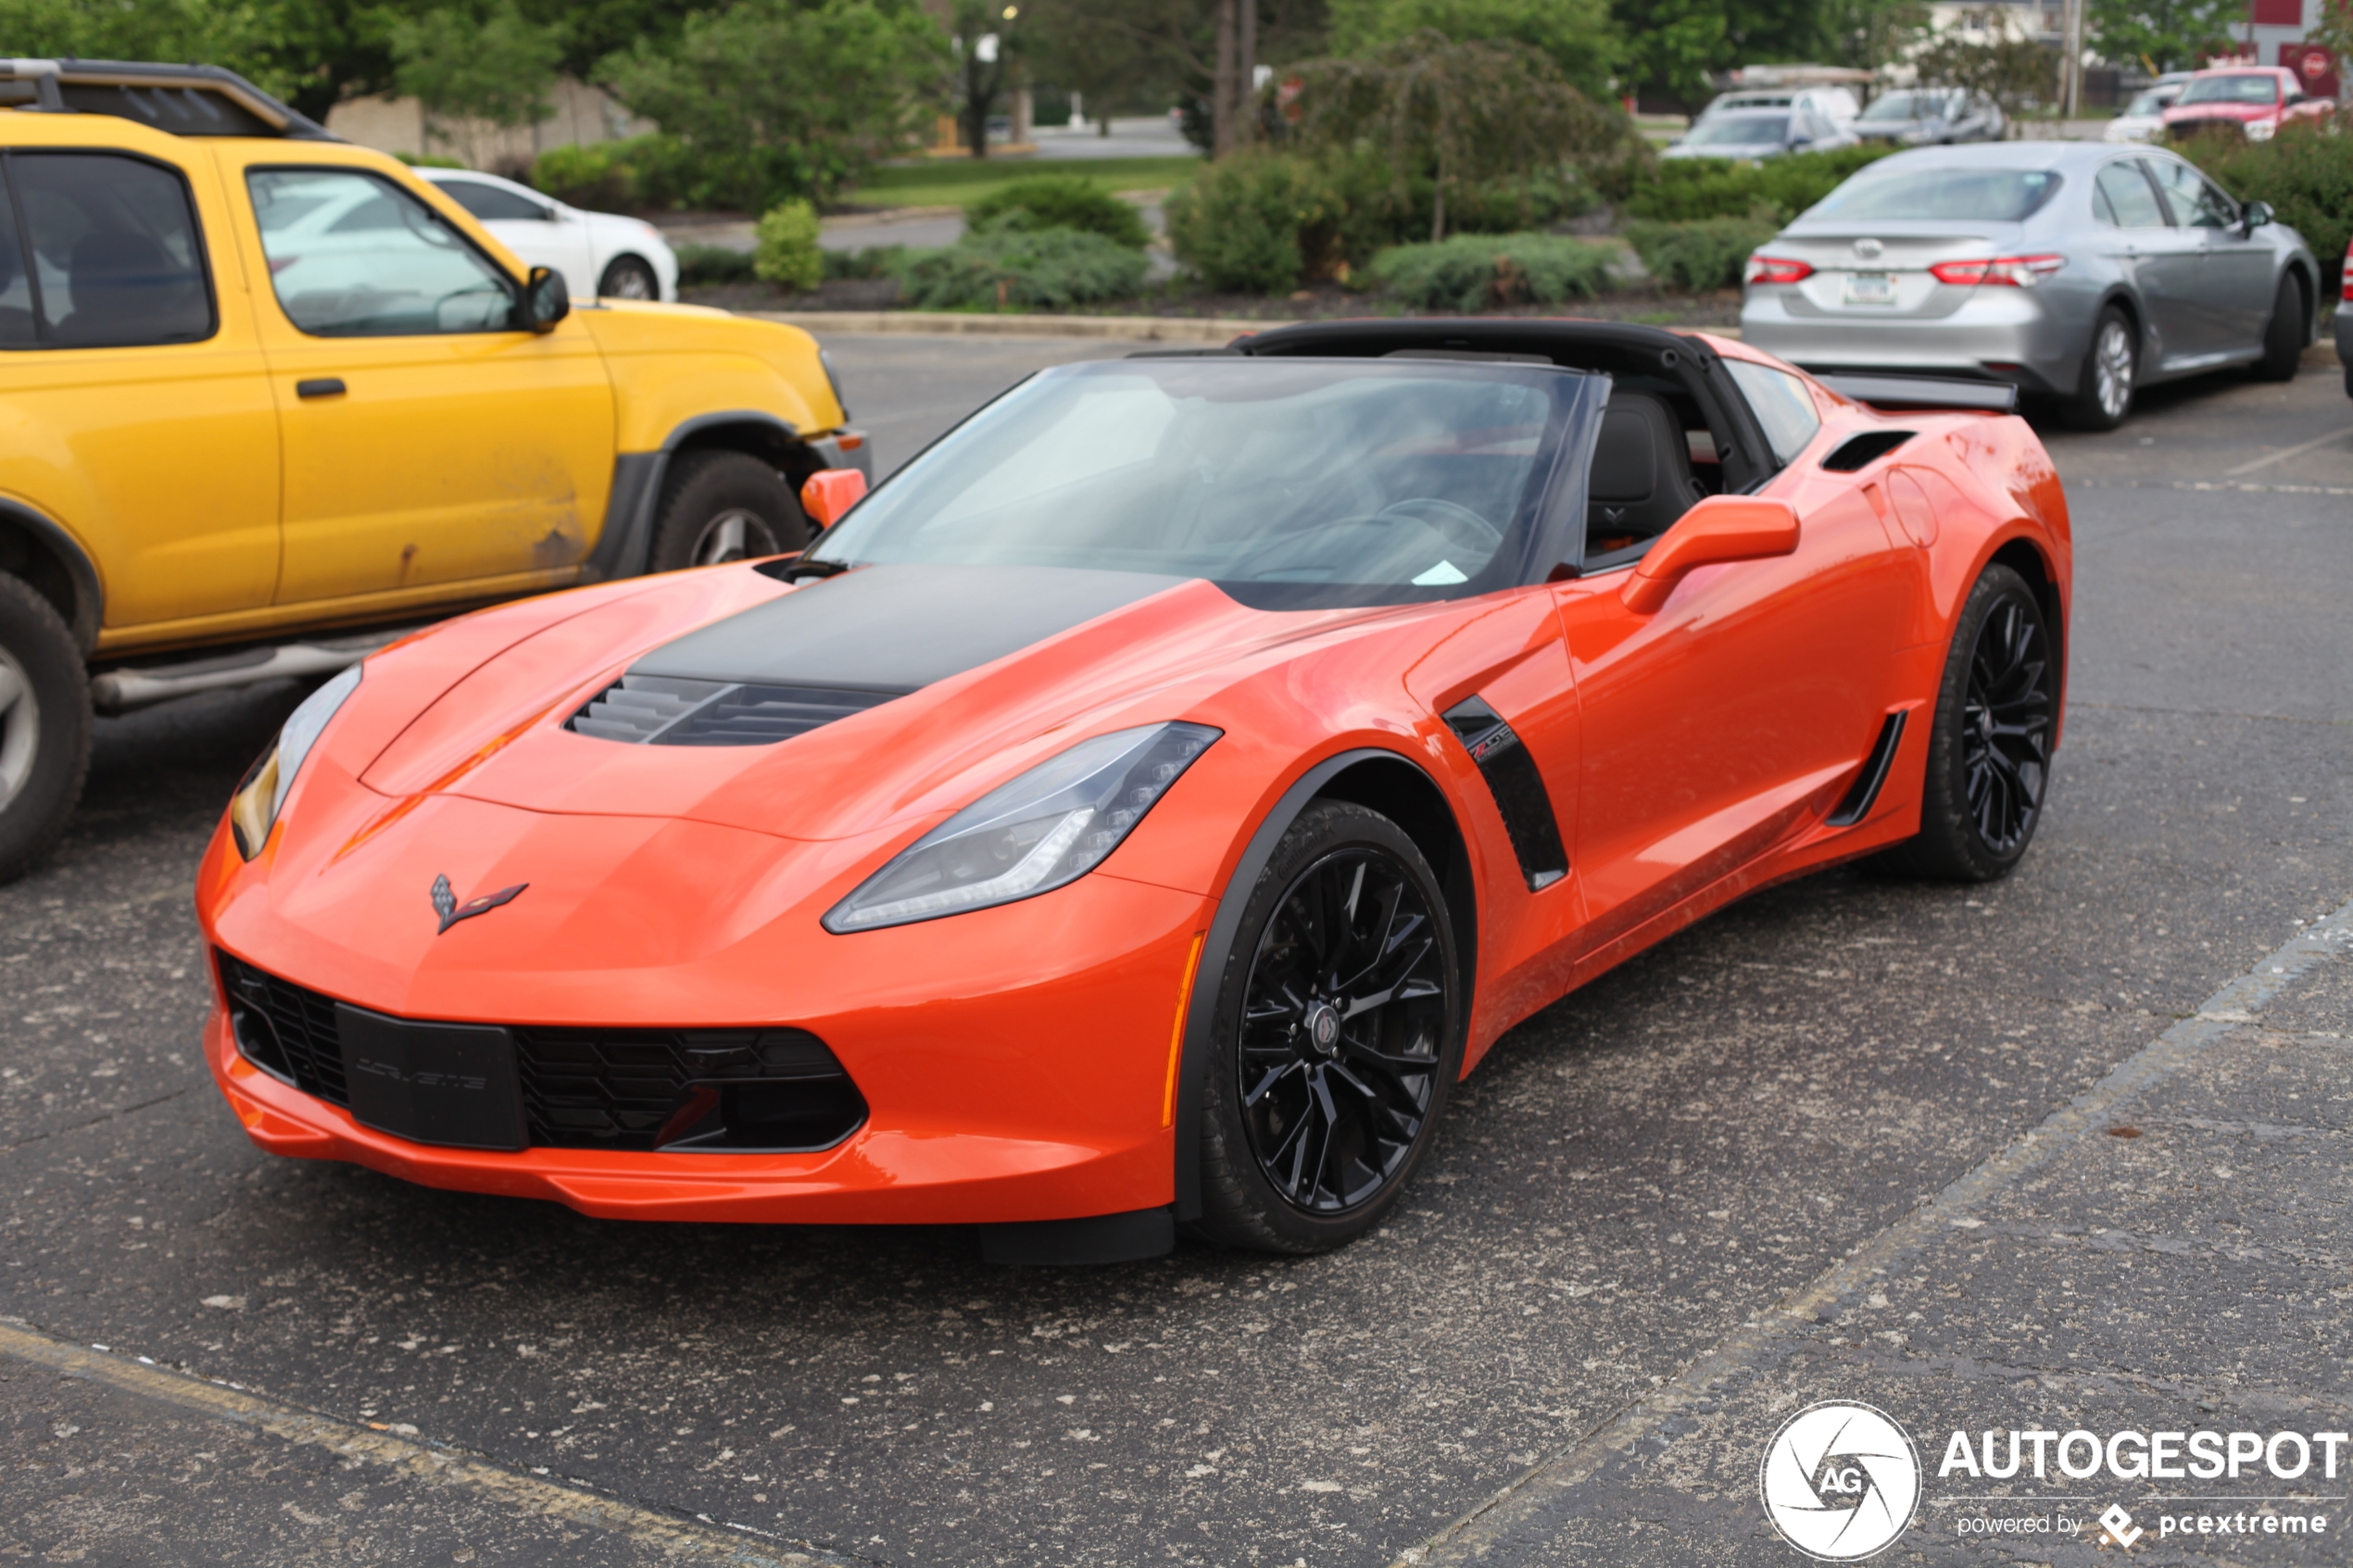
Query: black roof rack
[[0, 58, 338, 139]]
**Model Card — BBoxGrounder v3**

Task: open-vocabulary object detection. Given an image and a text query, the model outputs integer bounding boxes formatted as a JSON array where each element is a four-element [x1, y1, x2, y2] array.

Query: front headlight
[[2246, 119, 2275, 141], [824, 721, 1220, 933], [228, 664, 362, 859]]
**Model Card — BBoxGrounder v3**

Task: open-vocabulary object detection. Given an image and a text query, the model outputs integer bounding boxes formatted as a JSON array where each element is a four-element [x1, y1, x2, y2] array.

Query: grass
[[847, 156, 1204, 212]]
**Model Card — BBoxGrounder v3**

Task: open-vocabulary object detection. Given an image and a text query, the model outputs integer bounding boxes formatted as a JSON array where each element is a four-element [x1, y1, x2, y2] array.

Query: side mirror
[[800, 467, 868, 528], [522, 265, 569, 332], [2241, 198, 2273, 233], [1619, 496, 1801, 614]]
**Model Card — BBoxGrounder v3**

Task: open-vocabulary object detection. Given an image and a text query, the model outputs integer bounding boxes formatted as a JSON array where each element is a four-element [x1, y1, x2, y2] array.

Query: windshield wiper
[[755, 556, 854, 584]]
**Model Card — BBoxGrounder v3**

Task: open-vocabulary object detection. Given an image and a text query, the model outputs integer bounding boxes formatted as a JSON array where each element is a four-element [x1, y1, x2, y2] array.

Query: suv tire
[[0, 573, 91, 884], [648, 450, 810, 572]]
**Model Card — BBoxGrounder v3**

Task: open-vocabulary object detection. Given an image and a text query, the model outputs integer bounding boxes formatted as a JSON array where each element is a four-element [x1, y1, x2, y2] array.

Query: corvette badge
[[431, 873, 528, 935]]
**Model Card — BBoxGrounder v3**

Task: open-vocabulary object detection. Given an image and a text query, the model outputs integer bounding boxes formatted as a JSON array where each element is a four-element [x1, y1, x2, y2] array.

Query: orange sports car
[[196, 320, 2070, 1263]]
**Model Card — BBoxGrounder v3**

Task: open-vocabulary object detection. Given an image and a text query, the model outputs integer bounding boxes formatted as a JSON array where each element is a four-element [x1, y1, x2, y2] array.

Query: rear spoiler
[[1815, 373, 2019, 414]]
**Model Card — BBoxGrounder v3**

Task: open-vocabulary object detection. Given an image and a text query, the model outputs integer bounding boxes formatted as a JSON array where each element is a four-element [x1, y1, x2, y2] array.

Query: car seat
[[1586, 391, 1707, 561]]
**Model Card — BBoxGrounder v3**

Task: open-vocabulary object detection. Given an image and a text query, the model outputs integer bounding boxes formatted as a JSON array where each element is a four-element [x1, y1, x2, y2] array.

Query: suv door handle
[[296, 378, 346, 399]]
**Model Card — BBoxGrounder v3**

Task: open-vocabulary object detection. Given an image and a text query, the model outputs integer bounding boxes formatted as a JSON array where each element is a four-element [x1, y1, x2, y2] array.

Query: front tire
[[598, 255, 661, 301], [2251, 272, 2306, 383], [2063, 306, 2136, 431], [1191, 801, 1464, 1254], [647, 450, 809, 572], [0, 573, 91, 884], [1880, 564, 2056, 882]]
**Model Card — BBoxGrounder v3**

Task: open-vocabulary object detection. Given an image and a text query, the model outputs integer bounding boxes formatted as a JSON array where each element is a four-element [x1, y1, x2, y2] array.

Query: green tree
[[1820, 0, 1931, 70], [597, 0, 946, 208], [2087, 0, 2248, 74], [1609, 0, 1730, 107], [1326, 0, 1619, 97], [391, 2, 562, 165], [949, 0, 1022, 158], [0, 0, 411, 118], [1914, 11, 2057, 116]]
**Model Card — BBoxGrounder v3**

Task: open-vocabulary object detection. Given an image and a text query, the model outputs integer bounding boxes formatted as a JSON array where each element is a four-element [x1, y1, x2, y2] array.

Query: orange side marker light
[[1162, 933, 1207, 1128]]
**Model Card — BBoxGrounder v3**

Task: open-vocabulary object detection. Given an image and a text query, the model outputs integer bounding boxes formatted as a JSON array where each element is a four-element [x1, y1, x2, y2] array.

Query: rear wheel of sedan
[[0, 573, 91, 884], [1879, 564, 2055, 883], [598, 255, 660, 300], [1192, 801, 1465, 1254], [2063, 306, 2137, 431], [648, 450, 810, 572], [2250, 273, 2306, 383]]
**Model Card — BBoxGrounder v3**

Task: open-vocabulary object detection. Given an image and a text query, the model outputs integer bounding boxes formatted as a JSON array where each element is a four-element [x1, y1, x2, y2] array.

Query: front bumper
[[1742, 284, 2080, 395]]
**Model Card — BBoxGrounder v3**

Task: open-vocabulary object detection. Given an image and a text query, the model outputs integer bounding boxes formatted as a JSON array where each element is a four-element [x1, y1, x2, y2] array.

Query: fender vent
[[1820, 431, 1915, 471], [1828, 711, 1907, 826], [1443, 696, 1568, 891], [568, 674, 901, 746]]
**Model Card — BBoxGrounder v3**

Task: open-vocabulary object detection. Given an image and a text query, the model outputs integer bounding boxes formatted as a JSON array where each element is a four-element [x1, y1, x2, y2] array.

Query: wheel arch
[[583, 412, 827, 582], [1170, 746, 1479, 1223], [0, 500, 101, 655], [1988, 533, 2066, 745]]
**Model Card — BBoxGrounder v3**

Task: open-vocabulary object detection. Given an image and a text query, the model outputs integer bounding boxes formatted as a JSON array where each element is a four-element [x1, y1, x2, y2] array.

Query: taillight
[[1930, 255, 2067, 288], [2342, 240, 2351, 302], [1746, 256, 1813, 285]]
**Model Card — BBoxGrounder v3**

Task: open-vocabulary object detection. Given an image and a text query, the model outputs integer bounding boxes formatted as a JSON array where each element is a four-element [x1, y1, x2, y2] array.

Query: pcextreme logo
[[1760, 1401, 1922, 1561]]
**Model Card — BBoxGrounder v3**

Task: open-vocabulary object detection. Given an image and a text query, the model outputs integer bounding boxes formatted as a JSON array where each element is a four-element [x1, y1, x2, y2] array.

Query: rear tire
[[2250, 272, 2306, 383], [2062, 306, 2136, 431], [647, 450, 809, 572], [1191, 801, 1464, 1254], [1878, 564, 2055, 883], [598, 255, 661, 301], [0, 573, 91, 884]]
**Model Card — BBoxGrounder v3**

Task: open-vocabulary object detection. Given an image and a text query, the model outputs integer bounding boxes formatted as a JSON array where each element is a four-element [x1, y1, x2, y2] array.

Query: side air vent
[[1442, 696, 1569, 891], [1820, 431, 1915, 472], [1828, 711, 1907, 826], [568, 673, 901, 746]]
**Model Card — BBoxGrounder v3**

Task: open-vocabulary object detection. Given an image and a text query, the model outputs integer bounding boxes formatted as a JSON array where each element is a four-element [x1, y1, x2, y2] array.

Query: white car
[[2104, 74, 2194, 144], [417, 167, 678, 302], [1697, 87, 1863, 130]]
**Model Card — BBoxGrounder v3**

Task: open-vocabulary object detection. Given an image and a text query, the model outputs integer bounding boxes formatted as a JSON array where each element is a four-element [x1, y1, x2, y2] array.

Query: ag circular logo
[[1758, 1400, 1920, 1561]]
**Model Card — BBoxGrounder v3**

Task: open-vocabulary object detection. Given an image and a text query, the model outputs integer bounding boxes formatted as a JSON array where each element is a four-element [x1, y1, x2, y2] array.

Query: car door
[[431, 176, 596, 305], [2091, 157, 2185, 367], [2122, 156, 2216, 366], [0, 144, 280, 632], [2143, 155, 2259, 361], [223, 154, 614, 608], [1550, 369, 1916, 960]]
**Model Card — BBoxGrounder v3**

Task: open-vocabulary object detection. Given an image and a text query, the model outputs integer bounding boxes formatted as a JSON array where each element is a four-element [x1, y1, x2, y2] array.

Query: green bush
[[966, 176, 1152, 249], [1622, 217, 1780, 292], [1621, 145, 1894, 224], [532, 134, 708, 212], [1165, 151, 1403, 293], [2177, 119, 2353, 298], [894, 220, 1150, 311], [1369, 232, 1623, 310], [824, 245, 907, 282], [754, 199, 824, 291], [674, 243, 756, 286]]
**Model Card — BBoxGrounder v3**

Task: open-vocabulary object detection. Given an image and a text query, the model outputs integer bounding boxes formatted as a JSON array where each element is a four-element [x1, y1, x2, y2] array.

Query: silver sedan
[[1739, 142, 2321, 429]]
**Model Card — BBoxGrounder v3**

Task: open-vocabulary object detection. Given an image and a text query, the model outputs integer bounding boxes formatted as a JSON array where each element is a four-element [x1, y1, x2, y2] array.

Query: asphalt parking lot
[[4, 332, 2349, 1567]]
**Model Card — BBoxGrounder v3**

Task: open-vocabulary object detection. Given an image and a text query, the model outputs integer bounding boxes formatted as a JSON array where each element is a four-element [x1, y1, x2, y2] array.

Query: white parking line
[[2221, 423, 2353, 476], [1397, 892, 2353, 1567], [0, 1322, 847, 1567]]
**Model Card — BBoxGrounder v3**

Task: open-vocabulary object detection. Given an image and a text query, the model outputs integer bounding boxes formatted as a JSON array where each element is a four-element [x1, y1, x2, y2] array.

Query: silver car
[[1851, 87, 2005, 145], [1740, 142, 2322, 429], [1664, 106, 1855, 160]]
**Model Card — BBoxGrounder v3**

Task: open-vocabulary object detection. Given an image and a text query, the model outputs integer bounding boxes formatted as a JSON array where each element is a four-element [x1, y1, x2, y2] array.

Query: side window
[[2094, 161, 2168, 228], [5, 151, 214, 349], [247, 168, 516, 337], [1725, 359, 1821, 468], [2145, 158, 2236, 229], [436, 181, 555, 223], [0, 172, 33, 348]]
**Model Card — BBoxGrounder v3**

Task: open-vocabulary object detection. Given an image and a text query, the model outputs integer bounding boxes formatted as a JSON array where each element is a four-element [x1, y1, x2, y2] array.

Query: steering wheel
[[1375, 497, 1504, 554]]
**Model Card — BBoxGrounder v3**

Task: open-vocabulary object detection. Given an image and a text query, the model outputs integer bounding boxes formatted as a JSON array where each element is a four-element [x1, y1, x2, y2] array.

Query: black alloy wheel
[[598, 254, 661, 301], [1880, 563, 2055, 881], [1193, 801, 1462, 1252]]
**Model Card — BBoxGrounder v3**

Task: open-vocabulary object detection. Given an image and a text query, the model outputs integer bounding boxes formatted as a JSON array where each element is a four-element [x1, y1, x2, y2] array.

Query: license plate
[[1843, 272, 1897, 306]]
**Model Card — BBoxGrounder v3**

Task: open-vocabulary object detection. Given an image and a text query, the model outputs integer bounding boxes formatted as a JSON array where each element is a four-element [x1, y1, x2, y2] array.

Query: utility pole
[[2061, 0, 2083, 119], [1239, 0, 1258, 146]]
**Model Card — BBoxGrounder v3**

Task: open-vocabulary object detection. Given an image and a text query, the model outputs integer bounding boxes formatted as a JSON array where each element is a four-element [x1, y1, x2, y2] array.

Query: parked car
[[196, 318, 2071, 1261], [1739, 141, 2320, 430], [418, 166, 678, 303], [1696, 86, 1862, 130], [1665, 107, 1855, 159], [2104, 73, 2195, 143], [1852, 87, 2006, 145], [0, 58, 868, 884], [2162, 67, 2334, 142]]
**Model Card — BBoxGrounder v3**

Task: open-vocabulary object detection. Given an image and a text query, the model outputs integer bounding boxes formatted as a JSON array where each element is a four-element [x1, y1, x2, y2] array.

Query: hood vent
[[568, 673, 902, 746]]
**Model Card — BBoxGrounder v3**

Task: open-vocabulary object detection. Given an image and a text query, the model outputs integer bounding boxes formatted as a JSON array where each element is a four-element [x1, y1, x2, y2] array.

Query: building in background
[[326, 79, 649, 172]]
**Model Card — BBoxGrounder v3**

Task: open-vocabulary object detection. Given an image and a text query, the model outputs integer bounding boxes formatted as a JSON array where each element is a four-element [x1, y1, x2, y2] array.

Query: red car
[[2161, 67, 2334, 142], [196, 322, 2071, 1262]]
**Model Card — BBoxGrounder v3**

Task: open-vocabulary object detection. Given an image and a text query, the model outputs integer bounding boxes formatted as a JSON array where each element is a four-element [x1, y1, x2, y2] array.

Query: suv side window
[[0, 171, 32, 348], [2, 151, 215, 349], [2093, 160, 2169, 228], [1724, 359, 1821, 467], [247, 168, 516, 336], [2144, 158, 2237, 229]]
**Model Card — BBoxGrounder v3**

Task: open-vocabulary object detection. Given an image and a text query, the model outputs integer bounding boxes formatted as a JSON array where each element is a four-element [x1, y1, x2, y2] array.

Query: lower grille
[[214, 951, 866, 1153]]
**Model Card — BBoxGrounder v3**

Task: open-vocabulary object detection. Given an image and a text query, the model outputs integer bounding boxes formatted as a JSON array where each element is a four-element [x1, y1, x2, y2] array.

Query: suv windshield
[[1809, 167, 2061, 221], [1688, 114, 1789, 145], [1859, 90, 1956, 121], [805, 358, 1600, 608], [2178, 74, 2278, 105]]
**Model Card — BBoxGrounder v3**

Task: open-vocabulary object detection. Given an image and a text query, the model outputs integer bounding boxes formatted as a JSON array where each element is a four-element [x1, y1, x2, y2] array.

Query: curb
[[745, 312, 1744, 345]]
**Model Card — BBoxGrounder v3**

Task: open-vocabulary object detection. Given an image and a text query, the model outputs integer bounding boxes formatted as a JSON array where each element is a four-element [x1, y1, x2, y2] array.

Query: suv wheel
[[0, 573, 91, 884], [648, 450, 810, 572]]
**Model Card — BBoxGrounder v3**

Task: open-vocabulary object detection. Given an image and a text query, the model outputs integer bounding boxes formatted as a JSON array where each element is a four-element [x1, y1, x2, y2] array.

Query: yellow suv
[[0, 59, 866, 880]]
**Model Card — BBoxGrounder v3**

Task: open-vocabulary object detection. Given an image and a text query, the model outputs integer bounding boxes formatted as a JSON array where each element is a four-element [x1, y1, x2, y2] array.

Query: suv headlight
[[228, 664, 362, 859], [824, 721, 1220, 933]]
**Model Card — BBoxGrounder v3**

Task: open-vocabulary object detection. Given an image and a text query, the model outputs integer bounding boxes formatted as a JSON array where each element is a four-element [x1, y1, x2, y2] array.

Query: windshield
[[1810, 167, 2061, 221], [805, 358, 1598, 609], [1859, 90, 1954, 121], [2178, 74, 2277, 105], [1688, 114, 1788, 145]]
